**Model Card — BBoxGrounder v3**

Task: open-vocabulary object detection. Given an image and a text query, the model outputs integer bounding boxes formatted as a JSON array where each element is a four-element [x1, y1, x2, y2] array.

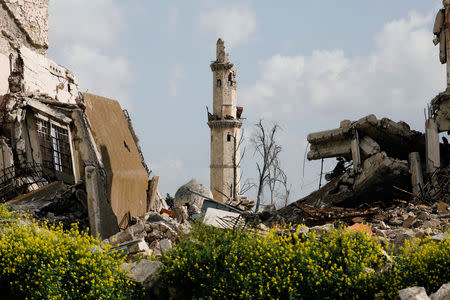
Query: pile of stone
[[368, 201, 450, 248], [6, 181, 89, 230], [106, 211, 191, 258], [399, 283, 450, 300], [253, 200, 450, 249]]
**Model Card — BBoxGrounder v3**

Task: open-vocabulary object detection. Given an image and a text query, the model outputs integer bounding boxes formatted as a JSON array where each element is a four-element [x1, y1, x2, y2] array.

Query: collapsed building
[[300, 114, 426, 207], [253, 1, 450, 234], [0, 0, 165, 239]]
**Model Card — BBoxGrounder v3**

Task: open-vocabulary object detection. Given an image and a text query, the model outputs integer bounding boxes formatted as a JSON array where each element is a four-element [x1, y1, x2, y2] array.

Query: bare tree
[[277, 167, 291, 207], [267, 158, 282, 206], [251, 120, 282, 211]]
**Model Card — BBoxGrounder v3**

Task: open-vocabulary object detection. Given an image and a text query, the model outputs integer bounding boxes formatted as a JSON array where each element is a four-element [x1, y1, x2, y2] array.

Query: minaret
[[207, 39, 243, 203]]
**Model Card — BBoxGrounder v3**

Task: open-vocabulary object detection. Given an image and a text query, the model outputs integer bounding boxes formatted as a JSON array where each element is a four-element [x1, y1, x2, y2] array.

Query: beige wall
[[84, 93, 149, 221], [0, 53, 9, 95]]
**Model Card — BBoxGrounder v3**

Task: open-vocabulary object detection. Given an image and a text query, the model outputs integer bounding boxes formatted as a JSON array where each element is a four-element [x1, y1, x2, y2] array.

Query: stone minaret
[[208, 39, 243, 203]]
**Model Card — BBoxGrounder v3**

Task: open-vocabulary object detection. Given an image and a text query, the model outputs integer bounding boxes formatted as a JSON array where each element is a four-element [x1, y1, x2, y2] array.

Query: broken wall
[[1, 0, 49, 49], [84, 93, 149, 222]]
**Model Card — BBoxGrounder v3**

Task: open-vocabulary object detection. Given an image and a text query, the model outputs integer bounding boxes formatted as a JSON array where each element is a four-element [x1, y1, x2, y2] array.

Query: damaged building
[[302, 114, 426, 207], [269, 1, 450, 224], [0, 0, 163, 239]]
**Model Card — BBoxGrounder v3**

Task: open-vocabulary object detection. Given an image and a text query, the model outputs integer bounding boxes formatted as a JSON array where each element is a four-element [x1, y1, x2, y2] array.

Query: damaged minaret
[[207, 39, 243, 203]]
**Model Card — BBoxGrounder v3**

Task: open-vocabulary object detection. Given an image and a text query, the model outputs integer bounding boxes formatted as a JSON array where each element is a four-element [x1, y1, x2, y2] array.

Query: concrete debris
[[399, 286, 430, 300], [227, 195, 255, 211], [429, 283, 450, 300], [106, 211, 187, 258], [251, 200, 450, 248], [398, 283, 450, 300], [304, 115, 426, 208], [6, 181, 89, 230], [121, 259, 164, 290], [307, 114, 424, 161], [203, 207, 244, 229]]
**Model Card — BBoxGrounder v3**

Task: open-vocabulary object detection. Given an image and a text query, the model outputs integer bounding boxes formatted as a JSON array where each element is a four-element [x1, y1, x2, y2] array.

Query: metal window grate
[[0, 163, 50, 202], [36, 118, 73, 176]]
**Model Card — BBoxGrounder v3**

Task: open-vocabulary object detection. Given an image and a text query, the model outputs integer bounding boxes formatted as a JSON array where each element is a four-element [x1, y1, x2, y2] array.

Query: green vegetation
[[1, 203, 449, 299], [160, 222, 450, 299], [0, 205, 143, 300]]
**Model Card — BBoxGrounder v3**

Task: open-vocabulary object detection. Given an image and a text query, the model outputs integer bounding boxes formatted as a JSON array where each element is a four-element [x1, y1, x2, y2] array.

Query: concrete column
[[408, 152, 424, 195], [85, 166, 102, 238], [445, 0, 450, 88], [351, 130, 361, 171], [425, 119, 441, 174], [147, 176, 159, 212]]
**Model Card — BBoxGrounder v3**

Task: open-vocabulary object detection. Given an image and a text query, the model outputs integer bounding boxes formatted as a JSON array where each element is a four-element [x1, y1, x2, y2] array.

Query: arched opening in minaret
[[228, 73, 233, 86], [217, 79, 222, 87]]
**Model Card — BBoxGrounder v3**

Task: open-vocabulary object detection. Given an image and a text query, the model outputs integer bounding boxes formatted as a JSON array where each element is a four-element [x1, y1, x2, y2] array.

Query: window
[[228, 73, 233, 86], [36, 117, 73, 176], [217, 79, 222, 88], [227, 133, 231, 142]]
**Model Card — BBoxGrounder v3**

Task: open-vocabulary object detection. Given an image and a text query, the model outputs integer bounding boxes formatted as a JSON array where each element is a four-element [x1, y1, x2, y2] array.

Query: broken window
[[217, 79, 222, 88], [36, 117, 73, 178]]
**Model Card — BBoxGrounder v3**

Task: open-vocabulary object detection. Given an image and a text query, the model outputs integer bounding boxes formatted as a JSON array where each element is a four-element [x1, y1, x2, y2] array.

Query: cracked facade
[[0, 0, 160, 239]]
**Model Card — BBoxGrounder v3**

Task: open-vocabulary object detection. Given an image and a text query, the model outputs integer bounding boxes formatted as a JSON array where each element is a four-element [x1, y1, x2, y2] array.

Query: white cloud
[[169, 64, 185, 98], [47, 0, 133, 107], [59, 44, 132, 106], [199, 5, 256, 47], [49, 0, 125, 48], [168, 6, 180, 30], [152, 156, 209, 196], [241, 11, 445, 130]]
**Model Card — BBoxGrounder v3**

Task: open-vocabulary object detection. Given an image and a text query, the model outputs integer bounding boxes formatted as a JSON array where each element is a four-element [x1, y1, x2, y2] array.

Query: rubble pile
[[247, 200, 450, 249], [399, 283, 450, 300], [423, 165, 450, 203], [304, 114, 424, 207], [106, 211, 191, 258], [6, 181, 89, 229]]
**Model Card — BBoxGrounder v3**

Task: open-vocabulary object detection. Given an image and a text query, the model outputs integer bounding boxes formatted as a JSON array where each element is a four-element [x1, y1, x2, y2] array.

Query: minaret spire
[[207, 39, 243, 203]]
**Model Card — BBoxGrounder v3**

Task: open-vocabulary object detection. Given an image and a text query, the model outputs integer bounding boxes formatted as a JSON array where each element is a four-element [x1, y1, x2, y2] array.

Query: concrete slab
[[84, 93, 149, 222], [203, 207, 243, 228]]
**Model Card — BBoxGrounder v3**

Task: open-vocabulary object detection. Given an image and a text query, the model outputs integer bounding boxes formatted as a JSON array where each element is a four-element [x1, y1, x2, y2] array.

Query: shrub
[[378, 236, 450, 298], [0, 218, 143, 299], [160, 223, 388, 299], [0, 204, 16, 220]]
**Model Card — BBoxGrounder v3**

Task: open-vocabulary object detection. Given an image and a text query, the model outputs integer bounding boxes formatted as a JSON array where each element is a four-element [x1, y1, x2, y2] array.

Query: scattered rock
[[399, 286, 430, 300], [159, 239, 172, 255], [429, 282, 450, 300], [438, 202, 448, 214], [127, 260, 163, 289]]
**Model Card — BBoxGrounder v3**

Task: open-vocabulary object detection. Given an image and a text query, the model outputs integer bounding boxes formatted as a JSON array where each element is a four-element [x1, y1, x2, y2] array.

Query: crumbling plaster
[[1, 0, 49, 49]]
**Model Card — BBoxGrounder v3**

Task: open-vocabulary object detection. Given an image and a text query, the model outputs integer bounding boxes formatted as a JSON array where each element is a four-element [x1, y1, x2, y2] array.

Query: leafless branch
[[251, 119, 282, 211]]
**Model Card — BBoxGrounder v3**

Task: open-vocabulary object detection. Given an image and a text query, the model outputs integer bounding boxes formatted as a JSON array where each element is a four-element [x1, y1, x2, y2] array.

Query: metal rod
[[319, 158, 324, 189]]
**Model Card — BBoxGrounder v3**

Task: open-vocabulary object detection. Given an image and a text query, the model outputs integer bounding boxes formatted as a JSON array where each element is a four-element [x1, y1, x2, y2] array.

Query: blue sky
[[47, 0, 446, 207]]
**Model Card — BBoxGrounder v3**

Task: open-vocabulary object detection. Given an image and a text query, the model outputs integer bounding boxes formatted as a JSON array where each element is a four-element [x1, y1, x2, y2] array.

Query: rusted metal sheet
[[83, 93, 148, 222]]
